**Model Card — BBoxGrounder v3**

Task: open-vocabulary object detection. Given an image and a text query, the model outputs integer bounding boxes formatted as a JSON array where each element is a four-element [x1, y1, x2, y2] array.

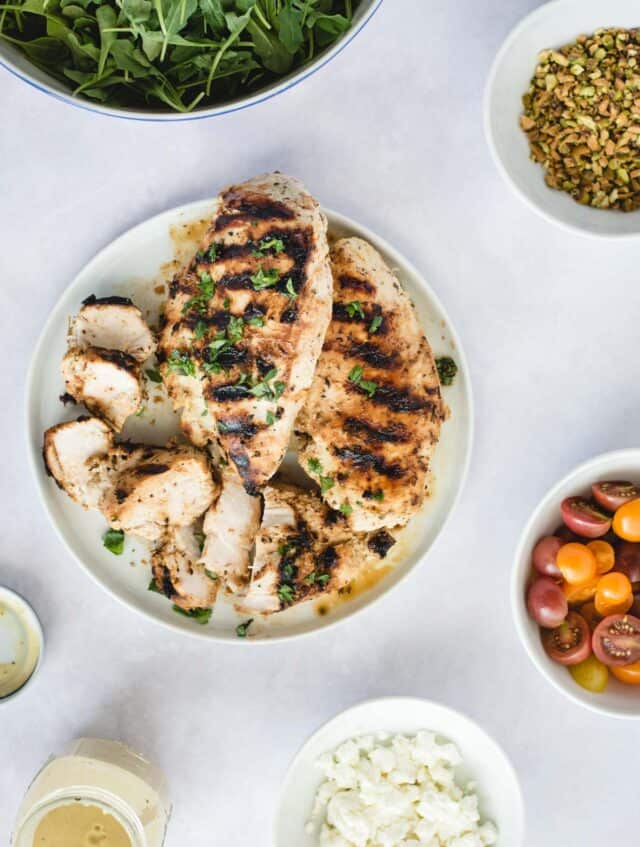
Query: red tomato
[[592, 614, 640, 667], [613, 500, 640, 542], [561, 497, 612, 538], [531, 536, 562, 578], [592, 481, 640, 512], [614, 541, 640, 587], [611, 660, 640, 685], [542, 612, 591, 666], [527, 578, 568, 628]]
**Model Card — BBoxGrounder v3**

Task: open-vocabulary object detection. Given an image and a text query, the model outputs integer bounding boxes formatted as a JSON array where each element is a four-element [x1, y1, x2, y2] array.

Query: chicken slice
[[100, 445, 218, 540], [297, 237, 446, 532], [61, 347, 143, 431], [198, 466, 262, 594], [159, 172, 332, 494], [43, 417, 114, 508], [238, 483, 395, 615], [70, 295, 156, 363], [151, 525, 219, 611]]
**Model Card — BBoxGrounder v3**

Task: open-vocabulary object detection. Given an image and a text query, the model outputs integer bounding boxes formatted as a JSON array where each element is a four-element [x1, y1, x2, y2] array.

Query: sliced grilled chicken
[[61, 347, 142, 431], [238, 483, 395, 614], [152, 525, 219, 611], [70, 295, 156, 363], [101, 445, 218, 540], [85, 443, 156, 506], [198, 466, 262, 593], [43, 417, 114, 508], [159, 173, 332, 494], [297, 237, 445, 532]]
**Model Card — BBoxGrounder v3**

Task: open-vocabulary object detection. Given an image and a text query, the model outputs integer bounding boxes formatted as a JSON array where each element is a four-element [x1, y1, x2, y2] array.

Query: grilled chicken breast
[[61, 347, 142, 431], [43, 417, 114, 508], [70, 295, 156, 363], [152, 525, 219, 611], [159, 173, 332, 494], [198, 466, 262, 594], [238, 483, 395, 614], [297, 238, 445, 532], [101, 445, 218, 540]]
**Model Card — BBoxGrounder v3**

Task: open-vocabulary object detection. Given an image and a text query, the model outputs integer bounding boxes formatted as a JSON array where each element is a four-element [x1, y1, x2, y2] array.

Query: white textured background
[[1, 1, 639, 844]]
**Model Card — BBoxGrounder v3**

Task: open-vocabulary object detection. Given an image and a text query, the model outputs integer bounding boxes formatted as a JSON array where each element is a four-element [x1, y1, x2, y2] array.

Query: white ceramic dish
[[0, 586, 44, 704], [0, 0, 382, 122], [274, 697, 524, 847], [513, 449, 640, 718], [26, 199, 472, 642], [484, 0, 640, 238]]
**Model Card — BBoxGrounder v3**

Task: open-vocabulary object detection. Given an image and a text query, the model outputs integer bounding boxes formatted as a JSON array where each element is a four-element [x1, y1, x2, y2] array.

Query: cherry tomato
[[587, 540, 615, 575], [592, 481, 640, 512], [580, 601, 601, 631], [531, 536, 562, 578], [569, 654, 609, 692], [563, 578, 599, 606], [527, 578, 568, 628], [542, 612, 591, 665], [614, 542, 640, 588], [594, 572, 633, 616], [560, 497, 612, 539], [611, 660, 640, 685], [554, 524, 580, 544], [613, 499, 640, 542], [557, 543, 597, 585], [592, 614, 640, 667]]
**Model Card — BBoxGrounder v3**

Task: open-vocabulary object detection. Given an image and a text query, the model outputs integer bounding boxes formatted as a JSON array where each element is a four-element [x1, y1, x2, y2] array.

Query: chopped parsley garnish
[[194, 530, 206, 553], [204, 569, 218, 581], [372, 490, 385, 502], [201, 332, 232, 374], [369, 315, 383, 334], [217, 421, 231, 434], [266, 410, 276, 426], [148, 577, 161, 593], [103, 528, 124, 555], [253, 237, 285, 256], [145, 368, 162, 383], [285, 278, 297, 300], [307, 457, 334, 494], [278, 542, 296, 557], [182, 271, 215, 315], [304, 572, 330, 586], [172, 605, 212, 625], [236, 618, 254, 638], [227, 315, 244, 343], [348, 365, 377, 398], [167, 350, 196, 377], [436, 356, 458, 386], [320, 476, 334, 494], [307, 458, 322, 474], [251, 266, 280, 291], [282, 562, 295, 580], [248, 314, 265, 328], [339, 502, 353, 517], [346, 300, 365, 319], [135, 405, 146, 418], [223, 297, 231, 310], [249, 368, 285, 401], [196, 243, 217, 263], [194, 320, 208, 341], [278, 584, 295, 605]]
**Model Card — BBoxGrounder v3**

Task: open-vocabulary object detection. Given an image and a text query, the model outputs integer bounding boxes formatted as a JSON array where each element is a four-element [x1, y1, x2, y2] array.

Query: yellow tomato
[[562, 578, 599, 606], [594, 572, 633, 616], [557, 543, 597, 585], [611, 661, 640, 685], [613, 499, 640, 542], [587, 540, 615, 575]]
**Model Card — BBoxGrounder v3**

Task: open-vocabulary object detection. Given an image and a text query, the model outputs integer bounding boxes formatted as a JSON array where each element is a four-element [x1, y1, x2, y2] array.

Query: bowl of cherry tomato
[[513, 449, 640, 718]]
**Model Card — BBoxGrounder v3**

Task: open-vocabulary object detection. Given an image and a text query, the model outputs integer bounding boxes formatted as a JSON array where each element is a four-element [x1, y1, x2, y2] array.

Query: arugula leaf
[[103, 528, 124, 555], [276, 3, 304, 54], [198, 0, 225, 31]]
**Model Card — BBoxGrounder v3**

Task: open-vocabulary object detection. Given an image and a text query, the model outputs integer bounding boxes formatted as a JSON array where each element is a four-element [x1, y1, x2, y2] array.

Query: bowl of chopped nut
[[485, 0, 640, 237]]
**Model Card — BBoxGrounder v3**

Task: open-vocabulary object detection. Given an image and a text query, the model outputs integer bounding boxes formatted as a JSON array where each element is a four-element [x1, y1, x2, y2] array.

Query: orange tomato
[[587, 540, 615, 575], [563, 578, 599, 606], [580, 601, 601, 630], [613, 499, 640, 542], [594, 572, 633, 616], [557, 543, 597, 585], [611, 660, 640, 685]]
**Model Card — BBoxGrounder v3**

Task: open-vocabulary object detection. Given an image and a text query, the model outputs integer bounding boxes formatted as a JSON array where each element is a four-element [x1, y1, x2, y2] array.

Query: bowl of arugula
[[0, 0, 382, 120]]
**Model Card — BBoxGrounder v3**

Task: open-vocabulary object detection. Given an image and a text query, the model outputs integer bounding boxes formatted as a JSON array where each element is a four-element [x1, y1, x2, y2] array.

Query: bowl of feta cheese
[[274, 697, 524, 847]]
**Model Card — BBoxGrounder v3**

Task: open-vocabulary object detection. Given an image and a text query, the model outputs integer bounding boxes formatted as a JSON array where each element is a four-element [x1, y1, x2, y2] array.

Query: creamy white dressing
[[0, 589, 41, 699]]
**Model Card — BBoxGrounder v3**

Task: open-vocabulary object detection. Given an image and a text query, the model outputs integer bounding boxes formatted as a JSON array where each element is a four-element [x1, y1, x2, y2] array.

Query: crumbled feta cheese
[[307, 732, 497, 847]]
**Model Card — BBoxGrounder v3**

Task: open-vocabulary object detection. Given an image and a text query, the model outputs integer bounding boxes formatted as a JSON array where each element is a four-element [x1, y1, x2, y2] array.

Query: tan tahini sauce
[[33, 803, 131, 847]]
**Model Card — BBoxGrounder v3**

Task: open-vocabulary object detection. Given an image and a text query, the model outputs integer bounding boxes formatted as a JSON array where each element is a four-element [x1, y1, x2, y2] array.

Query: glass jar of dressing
[[12, 738, 171, 847]]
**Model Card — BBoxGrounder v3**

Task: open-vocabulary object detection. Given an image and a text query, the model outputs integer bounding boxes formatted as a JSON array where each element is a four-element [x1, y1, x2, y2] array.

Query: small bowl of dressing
[[0, 585, 43, 703]]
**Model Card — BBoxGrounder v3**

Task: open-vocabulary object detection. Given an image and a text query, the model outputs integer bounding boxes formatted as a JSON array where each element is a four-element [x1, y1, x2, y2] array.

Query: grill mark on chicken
[[211, 383, 252, 402], [131, 463, 170, 476], [368, 530, 396, 559], [214, 192, 295, 232], [158, 565, 175, 598], [334, 446, 406, 479], [362, 383, 433, 413], [280, 306, 298, 323], [217, 416, 259, 438], [82, 294, 133, 307], [338, 274, 375, 294], [346, 342, 396, 369], [343, 416, 409, 444]]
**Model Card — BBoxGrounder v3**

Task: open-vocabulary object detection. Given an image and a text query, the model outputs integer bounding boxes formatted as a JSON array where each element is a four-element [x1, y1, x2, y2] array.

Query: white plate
[[26, 200, 473, 642], [274, 697, 524, 847], [484, 0, 640, 238]]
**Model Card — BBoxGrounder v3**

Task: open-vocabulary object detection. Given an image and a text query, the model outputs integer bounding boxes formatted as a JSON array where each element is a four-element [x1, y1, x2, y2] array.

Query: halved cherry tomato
[[592, 614, 640, 667], [560, 497, 612, 539], [563, 578, 599, 606], [569, 654, 609, 692], [542, 612, 591, 665], [557, 543, 597, 585], [613, 499, 640, 542], [594, 572, 633, 616], [580, 601, 601, 631], [532, 536, 562, 578], [527, 578, 568, 628], [592, 481, 640, 512], [554, 524, 580, 544], [611, 660, 640, 685], [614, 542, 640, 588], [587, 540, 615, 575]]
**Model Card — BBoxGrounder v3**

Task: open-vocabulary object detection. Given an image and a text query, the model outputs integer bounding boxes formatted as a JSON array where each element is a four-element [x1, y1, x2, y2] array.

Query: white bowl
[[26, 199, 473, 642], [275, 697, 524, 847], [484, 0, 640, 238], [513, 449, 640, 718], [0, 0, 382, 121]]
